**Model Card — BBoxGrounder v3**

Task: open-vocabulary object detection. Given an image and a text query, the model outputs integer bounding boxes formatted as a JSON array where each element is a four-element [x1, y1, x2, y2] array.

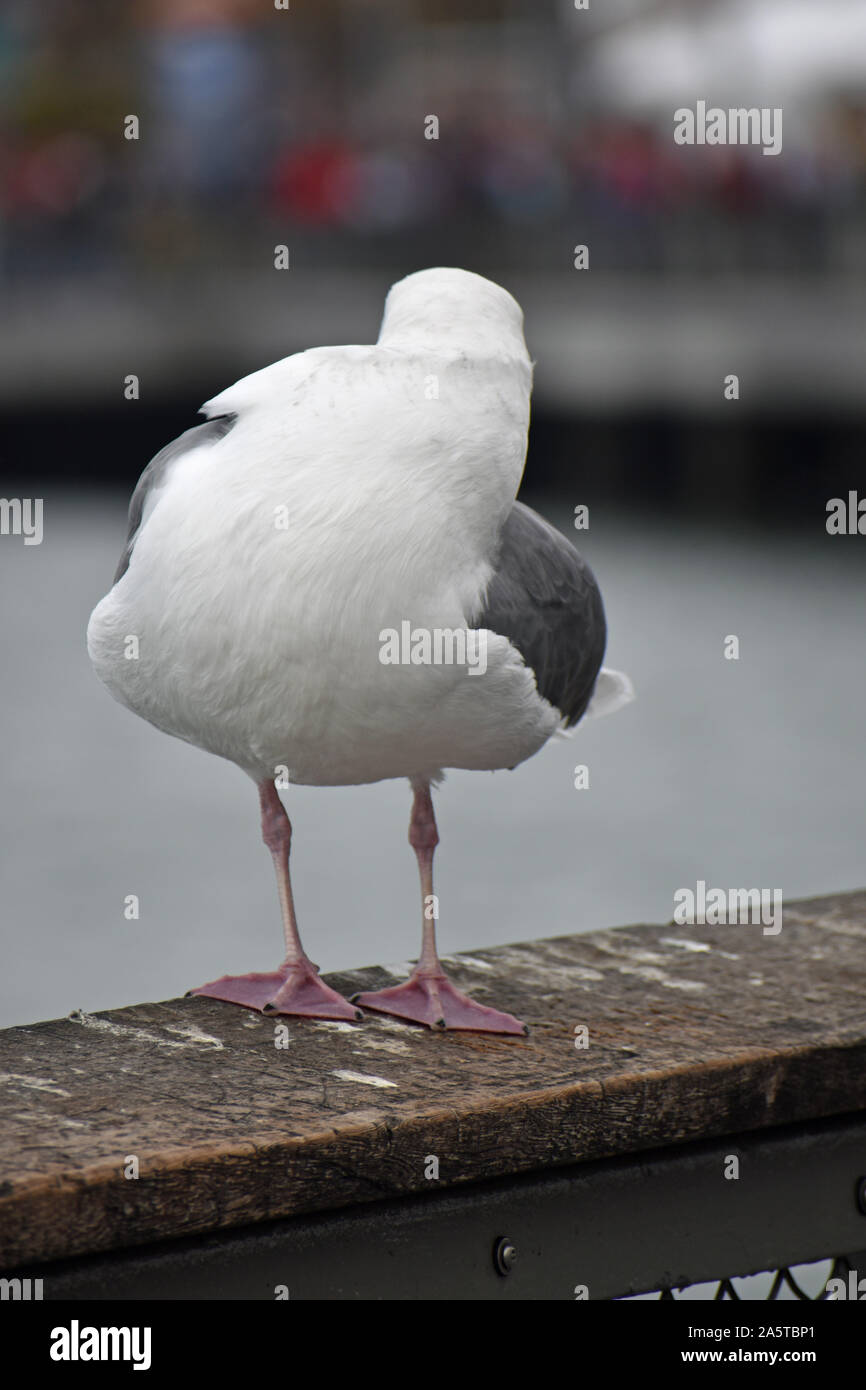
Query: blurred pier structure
[[3, 0, 865, 510]]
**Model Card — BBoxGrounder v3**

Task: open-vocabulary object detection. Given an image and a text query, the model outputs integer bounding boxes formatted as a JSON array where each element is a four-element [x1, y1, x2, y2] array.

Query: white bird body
[[87, 268, 632, 1032], [87, 274, 560, 787]]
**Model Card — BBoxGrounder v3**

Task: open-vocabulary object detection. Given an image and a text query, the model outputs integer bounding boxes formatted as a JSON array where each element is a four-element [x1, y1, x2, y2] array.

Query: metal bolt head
[[494, 1236, 518, 1275]]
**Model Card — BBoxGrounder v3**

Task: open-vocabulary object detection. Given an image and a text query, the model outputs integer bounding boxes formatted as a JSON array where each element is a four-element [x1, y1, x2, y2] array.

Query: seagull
[[87, 267, 633, 1035]]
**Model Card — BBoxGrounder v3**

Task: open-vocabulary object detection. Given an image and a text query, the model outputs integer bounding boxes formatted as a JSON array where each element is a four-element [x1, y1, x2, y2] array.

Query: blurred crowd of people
[[2, 0, 865, 278]]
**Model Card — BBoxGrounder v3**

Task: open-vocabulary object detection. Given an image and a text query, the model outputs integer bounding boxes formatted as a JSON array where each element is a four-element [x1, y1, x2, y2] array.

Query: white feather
[[87, 268, 566, 787], [585, 667, 636, 719]]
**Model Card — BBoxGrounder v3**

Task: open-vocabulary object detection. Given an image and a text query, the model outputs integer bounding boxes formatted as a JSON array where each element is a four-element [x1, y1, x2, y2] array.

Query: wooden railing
[[2, 890, 865, 1299]]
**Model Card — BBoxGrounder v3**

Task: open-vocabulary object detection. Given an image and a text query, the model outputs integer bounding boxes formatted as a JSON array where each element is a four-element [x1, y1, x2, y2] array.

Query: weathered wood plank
[[2, 889, 865, 1269]]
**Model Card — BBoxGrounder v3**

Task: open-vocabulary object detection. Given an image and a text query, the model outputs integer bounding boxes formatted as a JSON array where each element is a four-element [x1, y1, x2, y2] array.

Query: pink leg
[[353, 780, 528, 1035], [189, 781, 360, 1020]]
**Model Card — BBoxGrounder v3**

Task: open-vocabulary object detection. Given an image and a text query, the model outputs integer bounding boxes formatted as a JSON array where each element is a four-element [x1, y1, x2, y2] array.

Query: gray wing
[[475, 500, 607, 727], [113, 414, 237, 583]]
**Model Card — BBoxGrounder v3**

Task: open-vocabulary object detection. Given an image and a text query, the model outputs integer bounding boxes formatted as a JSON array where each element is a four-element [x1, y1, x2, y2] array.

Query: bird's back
[[86, 340, 542, 784]]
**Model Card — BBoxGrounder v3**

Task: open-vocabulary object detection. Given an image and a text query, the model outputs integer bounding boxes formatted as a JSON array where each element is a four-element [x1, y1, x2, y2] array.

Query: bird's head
[[378, 267, 530, 363]]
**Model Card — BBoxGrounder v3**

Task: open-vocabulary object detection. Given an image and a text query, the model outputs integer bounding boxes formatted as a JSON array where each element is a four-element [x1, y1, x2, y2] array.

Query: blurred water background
[[2, 0, 865, 1036], [2, 496, 864, 1028]]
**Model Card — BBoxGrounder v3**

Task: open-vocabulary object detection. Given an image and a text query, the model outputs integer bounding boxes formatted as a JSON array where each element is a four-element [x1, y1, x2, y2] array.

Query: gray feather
[[475, 501, 606, 726], [114, 414, 237, 583]]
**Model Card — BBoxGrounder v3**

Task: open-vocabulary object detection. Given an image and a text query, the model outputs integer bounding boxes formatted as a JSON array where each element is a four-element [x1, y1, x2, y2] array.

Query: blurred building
[[1, 0, 863, 510]]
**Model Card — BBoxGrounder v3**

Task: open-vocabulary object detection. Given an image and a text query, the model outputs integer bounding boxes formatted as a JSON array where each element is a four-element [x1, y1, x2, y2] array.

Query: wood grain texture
[[2, 890, 865, 1269]]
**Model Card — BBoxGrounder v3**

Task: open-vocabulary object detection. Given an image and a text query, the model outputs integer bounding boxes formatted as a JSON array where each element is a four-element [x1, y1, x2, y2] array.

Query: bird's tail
[[554, 666, 635, 739], [585, 667, 635, 719]]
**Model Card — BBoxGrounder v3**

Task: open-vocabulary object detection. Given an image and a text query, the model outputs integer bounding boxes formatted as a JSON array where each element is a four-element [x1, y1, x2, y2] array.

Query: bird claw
[[353, 969, 528, 1035], [189, 962, 361, 1020]]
